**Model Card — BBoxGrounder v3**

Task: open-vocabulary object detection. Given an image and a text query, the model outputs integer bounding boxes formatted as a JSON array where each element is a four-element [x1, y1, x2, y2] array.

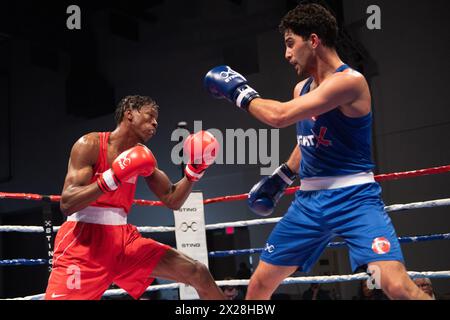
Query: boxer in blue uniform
[[203, 3, 430, 300]]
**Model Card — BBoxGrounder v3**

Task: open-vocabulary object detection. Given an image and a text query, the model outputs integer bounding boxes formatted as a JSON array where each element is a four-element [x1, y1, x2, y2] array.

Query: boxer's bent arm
[[285, 80, 304, 176], [247, 72, 363, 128], [286, 145, 301, 176], [60, 135, 103, 216], [145, 168, 194, 210]]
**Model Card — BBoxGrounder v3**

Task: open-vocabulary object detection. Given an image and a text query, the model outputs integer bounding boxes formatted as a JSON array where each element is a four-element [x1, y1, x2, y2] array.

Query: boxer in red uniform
[[45, 95, 225, 300]]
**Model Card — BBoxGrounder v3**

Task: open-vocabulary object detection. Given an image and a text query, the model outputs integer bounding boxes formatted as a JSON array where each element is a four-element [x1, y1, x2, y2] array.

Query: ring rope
[[1, 165, 449, 206], [206, 164, 450, 203], [3, 232, 449, 265], [0, 259, 47, 266], [6, 270, 450, 300], [1, 197, 449, 234], [1, 164, 449, 299], [208, 233, 450, 257], [202, 198, 450, 232]]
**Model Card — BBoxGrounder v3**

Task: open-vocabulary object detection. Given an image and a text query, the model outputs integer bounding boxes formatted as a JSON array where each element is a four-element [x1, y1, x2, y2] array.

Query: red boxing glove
[[183, 131, 219, 182], [97, 144, 156, 193]]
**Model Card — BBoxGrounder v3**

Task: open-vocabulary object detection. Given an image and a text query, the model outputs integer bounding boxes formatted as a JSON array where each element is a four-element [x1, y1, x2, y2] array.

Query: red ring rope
[[1, 164, 449, 206]]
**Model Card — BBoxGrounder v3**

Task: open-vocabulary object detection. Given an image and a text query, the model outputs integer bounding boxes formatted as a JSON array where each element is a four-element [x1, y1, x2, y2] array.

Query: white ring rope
[[6, 270, 450, 300], [1, 198, 449, 233], [2, 198, 449, 300]]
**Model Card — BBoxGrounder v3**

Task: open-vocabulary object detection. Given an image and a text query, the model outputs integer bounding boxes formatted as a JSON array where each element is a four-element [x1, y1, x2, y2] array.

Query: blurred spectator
[[221, 277, 242, 300], [139, 279, 160, 300], [302, 283, 332, 300], [235, 262, 252, 297], [413, 278, 436, 300], [235, 262, 252, 280], [352, 280, 388, 300], [271, 293, 292, 300], [330, 287, 341, 300], [223, 285, 240, 300]]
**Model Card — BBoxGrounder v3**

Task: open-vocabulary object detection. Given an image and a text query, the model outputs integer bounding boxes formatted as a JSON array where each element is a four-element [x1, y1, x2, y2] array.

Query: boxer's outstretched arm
[[248, 72, 363, 128], [60, 134, 103, 216], [145, 169, 194, 210]]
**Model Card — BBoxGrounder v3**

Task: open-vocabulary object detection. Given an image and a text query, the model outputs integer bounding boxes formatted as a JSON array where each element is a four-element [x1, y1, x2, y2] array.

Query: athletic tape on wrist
[[275, 166, 295, 185], [236, 86, 257, 108], [185, 165, 205, 181], [102, 169, 119, 191]]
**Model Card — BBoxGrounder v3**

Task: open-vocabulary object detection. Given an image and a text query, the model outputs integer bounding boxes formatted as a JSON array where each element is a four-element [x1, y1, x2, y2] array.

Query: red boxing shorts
[[45, 207, 170, 300]]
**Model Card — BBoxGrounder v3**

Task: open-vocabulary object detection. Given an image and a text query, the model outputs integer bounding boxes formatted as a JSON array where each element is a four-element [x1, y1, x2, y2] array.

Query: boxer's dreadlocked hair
[[115, 95, 159, 124], [279, 3, 338, 49]]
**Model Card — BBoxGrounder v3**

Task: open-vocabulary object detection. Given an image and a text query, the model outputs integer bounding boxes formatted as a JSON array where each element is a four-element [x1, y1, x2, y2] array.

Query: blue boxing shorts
[[260, 182, 405, 273]]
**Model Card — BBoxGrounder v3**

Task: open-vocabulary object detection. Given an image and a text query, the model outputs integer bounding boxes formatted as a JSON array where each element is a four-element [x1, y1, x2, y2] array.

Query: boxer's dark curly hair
[[279, 3, 338, 48], [114, 95, 159, 124]]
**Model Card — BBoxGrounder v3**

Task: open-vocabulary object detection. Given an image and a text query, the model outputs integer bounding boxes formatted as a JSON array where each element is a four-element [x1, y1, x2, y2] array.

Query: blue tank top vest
[[297, 64, 375, 178]]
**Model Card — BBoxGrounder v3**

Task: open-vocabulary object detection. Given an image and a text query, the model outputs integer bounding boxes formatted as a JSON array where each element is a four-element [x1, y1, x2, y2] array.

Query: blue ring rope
[[2, 233, 449, 265]]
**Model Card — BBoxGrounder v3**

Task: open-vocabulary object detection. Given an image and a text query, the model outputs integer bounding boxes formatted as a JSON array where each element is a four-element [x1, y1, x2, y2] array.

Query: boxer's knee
[[246, 274, 274, 299], [370, 261, 425, 300], [382, 277, 427, 300], [383, 279, 410, 299]]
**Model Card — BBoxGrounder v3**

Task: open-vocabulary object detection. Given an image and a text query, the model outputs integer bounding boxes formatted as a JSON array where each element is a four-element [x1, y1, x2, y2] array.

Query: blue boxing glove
[[203, 65, 260, 111], [248, 164, 298, 217]]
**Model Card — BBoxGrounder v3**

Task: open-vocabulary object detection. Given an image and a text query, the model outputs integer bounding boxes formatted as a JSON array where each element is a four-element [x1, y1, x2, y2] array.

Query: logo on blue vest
[[297, 126, 332, 148]]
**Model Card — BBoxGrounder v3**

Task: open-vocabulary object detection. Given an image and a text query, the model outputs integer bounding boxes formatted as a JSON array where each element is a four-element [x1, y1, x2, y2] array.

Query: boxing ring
[[1, 164, 450, 300]]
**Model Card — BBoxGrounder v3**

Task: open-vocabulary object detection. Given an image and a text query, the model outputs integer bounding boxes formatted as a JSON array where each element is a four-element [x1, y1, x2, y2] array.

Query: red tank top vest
[[89, 132, 136, 213]]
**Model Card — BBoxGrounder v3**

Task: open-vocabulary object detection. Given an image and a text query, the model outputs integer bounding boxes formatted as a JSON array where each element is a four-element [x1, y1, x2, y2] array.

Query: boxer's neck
[[309, 48, 344, 85], [109, 125, 141, 151]]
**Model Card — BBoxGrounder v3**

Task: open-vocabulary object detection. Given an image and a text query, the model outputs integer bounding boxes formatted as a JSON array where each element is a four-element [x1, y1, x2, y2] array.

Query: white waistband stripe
[[300, 172, 375, 191], [67, 206, 127, 225]]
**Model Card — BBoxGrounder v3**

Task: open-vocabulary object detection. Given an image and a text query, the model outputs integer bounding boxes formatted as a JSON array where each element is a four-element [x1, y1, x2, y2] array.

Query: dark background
[[0, 0, 449, 299]]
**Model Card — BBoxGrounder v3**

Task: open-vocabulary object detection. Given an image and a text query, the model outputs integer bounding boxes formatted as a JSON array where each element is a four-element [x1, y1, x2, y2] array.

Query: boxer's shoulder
[[329, 68, 367, 86], [71, 132, 100, 163], [76, 132, 100, 148], [293, 78, 311, 97]]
